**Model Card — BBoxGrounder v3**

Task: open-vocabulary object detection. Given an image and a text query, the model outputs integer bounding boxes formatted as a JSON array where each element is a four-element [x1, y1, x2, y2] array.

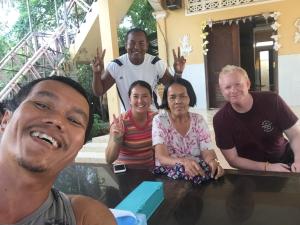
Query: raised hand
[[110, 114, 125, 143], [172, 47, 186, 74], [92, 48, 106, 75]]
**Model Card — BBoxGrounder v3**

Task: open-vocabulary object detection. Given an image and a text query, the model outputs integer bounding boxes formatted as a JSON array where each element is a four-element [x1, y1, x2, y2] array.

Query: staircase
[[0, 0, 97, 101], [0, 26, 69, 101], [76, 135, 109, 163]]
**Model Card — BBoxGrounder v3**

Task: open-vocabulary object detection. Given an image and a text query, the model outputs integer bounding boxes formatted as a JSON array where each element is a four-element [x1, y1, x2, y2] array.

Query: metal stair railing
[[0, 32, 60, 81], [58, 0, 93, 43], [0, 25, 67, 101], [0, 32, 34, 68], [67, 0, 91, 14], [0, 32, 38, 83], [0, 0, 95, 101]]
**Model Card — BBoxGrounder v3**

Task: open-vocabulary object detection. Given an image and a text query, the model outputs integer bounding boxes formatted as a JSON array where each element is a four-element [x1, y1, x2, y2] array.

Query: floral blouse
[[152, 111, 213, 166]]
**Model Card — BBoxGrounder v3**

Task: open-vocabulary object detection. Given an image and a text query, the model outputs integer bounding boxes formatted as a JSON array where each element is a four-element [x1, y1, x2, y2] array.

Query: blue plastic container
[[115, 181, 164, 220]]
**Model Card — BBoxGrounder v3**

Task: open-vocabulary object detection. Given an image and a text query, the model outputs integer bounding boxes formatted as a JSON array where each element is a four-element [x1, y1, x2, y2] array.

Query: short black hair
[[128, 80, 152, 97], [125, 28, 149, 43], [160, 78, 197, 110], [8, 76, 93, 143]]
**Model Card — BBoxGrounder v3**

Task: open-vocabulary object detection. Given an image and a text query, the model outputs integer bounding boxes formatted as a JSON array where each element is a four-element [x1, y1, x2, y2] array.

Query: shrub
[[89, 113, 109, 140]]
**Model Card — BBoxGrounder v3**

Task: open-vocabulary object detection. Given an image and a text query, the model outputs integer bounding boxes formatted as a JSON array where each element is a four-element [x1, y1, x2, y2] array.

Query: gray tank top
[[3, 188, 76, 225]]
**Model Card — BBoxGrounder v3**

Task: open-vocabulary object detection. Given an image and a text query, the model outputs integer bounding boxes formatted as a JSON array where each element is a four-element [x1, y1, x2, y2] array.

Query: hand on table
[[207, 159, 224, 179], [290, 161, 300, 172], [181, 158, 205, 177], [267, 163, 291, 172]]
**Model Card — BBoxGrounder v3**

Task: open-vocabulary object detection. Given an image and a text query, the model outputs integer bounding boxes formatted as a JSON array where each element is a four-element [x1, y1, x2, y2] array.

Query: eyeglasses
[[168, 95, 189, 102]]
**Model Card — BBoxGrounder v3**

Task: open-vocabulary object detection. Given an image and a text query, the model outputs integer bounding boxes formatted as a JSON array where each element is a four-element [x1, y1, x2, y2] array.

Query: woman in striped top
[[105, 80, 156, 169]]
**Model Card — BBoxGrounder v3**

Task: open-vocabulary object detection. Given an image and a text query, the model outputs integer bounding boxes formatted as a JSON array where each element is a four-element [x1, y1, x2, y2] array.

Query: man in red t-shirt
[[213, 65, 300, 172]]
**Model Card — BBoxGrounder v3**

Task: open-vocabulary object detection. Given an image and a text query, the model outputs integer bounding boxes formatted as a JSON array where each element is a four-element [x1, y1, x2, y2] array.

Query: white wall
[[183, 54, 300, 110], [278, 54, 300, 106], [182, 64, 208, 109]]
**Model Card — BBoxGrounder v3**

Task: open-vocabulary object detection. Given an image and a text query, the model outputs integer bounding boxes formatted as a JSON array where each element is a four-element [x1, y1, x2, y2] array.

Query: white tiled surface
[[76, 106, 300, 169]]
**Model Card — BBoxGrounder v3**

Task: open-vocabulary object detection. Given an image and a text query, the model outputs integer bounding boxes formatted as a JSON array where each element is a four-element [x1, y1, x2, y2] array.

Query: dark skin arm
[[92, 47, 186, 94], [91, 48, 115, 96], [160, 47, 186, 84]]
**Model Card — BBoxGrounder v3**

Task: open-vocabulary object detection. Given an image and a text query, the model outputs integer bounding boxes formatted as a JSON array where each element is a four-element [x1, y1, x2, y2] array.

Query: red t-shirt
[[114, 110, 156, 169]]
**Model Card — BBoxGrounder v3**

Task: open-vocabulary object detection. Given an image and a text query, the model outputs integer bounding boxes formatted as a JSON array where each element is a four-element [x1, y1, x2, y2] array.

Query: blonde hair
[[219, 65, 249, 80]]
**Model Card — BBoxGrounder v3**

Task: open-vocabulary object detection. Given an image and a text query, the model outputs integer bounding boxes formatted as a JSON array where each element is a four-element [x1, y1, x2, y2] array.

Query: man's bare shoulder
[[69, 195, 116, 225]]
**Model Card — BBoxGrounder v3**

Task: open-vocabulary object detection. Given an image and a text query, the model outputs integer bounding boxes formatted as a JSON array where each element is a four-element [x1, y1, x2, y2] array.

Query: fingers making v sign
[[92, 48, 106, 74], [173, 47, 186, 75], [110, 114, 125, 144]]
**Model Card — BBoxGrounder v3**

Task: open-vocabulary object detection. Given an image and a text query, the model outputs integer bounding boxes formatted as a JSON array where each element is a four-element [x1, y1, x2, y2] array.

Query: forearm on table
[[201, 149, 218, 163], [227, 155, 266, 171], [155, 144, 184, 166], [158, 155, 186, 167]]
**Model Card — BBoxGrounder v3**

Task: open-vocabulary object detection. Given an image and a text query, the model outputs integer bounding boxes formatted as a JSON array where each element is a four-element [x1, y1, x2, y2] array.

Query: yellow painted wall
[[159, 0, 300, 65], [98, 0, 134, 122]]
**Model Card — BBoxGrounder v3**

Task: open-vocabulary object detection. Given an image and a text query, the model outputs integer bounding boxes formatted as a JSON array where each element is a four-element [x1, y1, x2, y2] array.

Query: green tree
[[76, 63, 109, 139], [5, 0, 58, 43], [0, 34, 13, 59], [118, 0, 156, 47], [3, 0, 88, 50]]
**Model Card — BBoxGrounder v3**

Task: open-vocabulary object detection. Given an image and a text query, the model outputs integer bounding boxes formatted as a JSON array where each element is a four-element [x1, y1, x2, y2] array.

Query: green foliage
[[2, 0, 88, 53], [0, 80, 6, 91], [7, 0, 57, 42], [0, 34, 13, 59], [76, 63, 93, 95], [118, 0, 156, 46], [89, 113, 109, 140], [75, 63, 109, 124]]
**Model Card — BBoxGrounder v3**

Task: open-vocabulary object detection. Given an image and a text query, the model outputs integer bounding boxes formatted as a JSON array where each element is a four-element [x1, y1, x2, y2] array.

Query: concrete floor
[[76, 106, 300, 170]]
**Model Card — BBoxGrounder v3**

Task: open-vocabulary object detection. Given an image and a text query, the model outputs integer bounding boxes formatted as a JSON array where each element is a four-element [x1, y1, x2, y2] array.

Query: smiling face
[[167, 83, 190, 117], [129, 84, 152, 115], [219, 70, 251, 107], [0, 80, 89, 175], [125, 31, 149, 65]]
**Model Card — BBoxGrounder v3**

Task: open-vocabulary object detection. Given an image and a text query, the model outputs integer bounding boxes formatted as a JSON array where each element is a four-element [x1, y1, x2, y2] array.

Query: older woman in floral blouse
[[152, 78, 224, 184]]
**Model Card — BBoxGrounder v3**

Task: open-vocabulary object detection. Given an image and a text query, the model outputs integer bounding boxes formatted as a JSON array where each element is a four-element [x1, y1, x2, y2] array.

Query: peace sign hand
[[92, 48, 106, 75], [110, 114, 125, 142], [173, 47, 186, 75]]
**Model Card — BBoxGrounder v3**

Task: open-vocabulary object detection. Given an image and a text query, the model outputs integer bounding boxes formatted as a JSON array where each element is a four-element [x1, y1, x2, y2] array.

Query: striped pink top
[[114, 110, 156, 169]]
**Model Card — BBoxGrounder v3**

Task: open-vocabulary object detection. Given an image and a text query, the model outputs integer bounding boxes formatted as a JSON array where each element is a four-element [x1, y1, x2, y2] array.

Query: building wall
[[157, 0, 300, 108]]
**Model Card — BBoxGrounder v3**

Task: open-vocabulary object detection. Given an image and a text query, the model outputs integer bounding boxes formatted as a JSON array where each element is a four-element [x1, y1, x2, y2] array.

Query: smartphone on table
[[113, 164, 127, 173]]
